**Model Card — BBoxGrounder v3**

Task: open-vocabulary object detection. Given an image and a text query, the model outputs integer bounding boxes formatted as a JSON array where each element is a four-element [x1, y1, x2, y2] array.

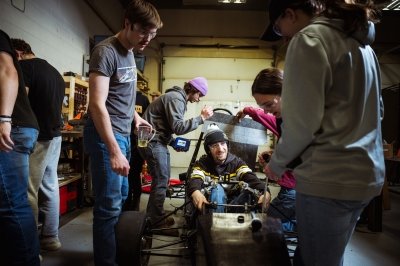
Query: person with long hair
[[237, 68, 297, 232], [263, 1, 388, 265]]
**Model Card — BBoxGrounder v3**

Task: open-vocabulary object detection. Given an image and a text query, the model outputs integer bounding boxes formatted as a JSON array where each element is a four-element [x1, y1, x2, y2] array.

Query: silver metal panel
[[196, 213, 291, 266], [203, 112, 269, 145]]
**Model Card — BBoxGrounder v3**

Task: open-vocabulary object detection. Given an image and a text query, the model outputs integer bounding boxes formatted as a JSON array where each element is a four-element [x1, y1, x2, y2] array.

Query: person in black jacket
[[188, 124, 270, 213]]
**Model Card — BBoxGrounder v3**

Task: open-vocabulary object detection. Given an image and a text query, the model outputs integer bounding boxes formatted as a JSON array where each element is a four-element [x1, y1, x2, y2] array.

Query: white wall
[[0, 0, 121, 74], [163, 57, 270, 100]]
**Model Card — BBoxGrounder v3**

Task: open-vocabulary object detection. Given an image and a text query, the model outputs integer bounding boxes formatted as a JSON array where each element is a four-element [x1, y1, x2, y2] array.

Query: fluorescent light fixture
[[218, 0, 246, 3], [384, 0, 400, 10]]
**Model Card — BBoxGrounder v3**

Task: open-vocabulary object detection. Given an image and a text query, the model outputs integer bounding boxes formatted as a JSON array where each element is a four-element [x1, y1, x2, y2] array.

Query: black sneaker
[[151, 218, 179, 237]]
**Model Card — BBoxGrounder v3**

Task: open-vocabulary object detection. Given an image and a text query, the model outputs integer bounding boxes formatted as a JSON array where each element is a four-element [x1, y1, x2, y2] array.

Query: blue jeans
[[84, 120, 129, 266], [138, 141, 170, 224], [28, 136, 62, 238], [209, 184, 255, 213], [294, 192, 369, 266], [268, 187, 296, 232], [209, 184, 227, 213], [0, 127, 39, 266]]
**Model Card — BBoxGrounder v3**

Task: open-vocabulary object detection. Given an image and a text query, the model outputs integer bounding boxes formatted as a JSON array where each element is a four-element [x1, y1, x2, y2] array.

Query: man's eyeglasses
[[209, 141, 227, 150], [133, 24, 157, 40]]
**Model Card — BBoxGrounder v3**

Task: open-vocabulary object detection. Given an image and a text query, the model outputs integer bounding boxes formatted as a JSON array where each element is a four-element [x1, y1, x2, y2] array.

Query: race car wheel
[[116, 211, 152, 266]]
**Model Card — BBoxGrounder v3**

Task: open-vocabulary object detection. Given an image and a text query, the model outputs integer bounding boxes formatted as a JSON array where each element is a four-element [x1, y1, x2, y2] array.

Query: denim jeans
[[229, 190, 255, 213], [138, 141, 170, 224], [209, 185, 255, 213], [0, 126, 39, 266], [268, 187, 296, 231], [209, 184, 227, 213], [28, 136, 62, 238], [84, 120, 129, 266], [294, 192, 369, 266]]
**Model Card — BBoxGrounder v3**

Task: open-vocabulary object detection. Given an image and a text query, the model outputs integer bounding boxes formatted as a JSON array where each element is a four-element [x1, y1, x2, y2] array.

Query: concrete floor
[[41, 168, 400, 266]]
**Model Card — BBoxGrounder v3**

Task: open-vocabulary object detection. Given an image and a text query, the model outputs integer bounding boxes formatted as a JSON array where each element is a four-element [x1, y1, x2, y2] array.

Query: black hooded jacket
[[187, 153, 266, 196]]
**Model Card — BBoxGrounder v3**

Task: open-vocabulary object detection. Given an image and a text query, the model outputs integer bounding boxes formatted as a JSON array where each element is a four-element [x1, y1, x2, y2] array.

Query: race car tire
[[116, 211, 152, 266]]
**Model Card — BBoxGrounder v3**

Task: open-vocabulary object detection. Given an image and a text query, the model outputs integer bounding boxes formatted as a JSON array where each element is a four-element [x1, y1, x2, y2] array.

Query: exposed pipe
[[179, 43, 259, 49], [159, 43, 264, 50], [158, 34, 264, 39]]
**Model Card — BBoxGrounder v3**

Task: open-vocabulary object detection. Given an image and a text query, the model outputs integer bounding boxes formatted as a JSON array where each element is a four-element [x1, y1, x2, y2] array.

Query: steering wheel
[[213, 108, 233, 115]]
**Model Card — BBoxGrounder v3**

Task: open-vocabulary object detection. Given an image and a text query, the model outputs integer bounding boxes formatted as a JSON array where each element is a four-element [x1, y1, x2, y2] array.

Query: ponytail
[[321, 0, 390, 34]]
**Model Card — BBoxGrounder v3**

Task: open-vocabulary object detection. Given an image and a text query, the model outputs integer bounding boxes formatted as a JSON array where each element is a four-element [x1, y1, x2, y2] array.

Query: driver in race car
[[188, 124, 270, 212]]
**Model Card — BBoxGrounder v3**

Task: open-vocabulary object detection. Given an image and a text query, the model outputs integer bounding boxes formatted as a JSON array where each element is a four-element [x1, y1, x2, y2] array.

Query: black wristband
[[0, 115, 12, 118]]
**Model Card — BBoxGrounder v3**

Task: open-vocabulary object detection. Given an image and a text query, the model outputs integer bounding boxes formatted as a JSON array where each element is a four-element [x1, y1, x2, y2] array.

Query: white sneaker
[[40, 237, 62, 251]]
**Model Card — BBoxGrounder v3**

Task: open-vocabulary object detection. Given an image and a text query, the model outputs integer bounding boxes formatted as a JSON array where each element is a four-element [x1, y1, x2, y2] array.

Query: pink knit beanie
[[188, 77, 208, 96]]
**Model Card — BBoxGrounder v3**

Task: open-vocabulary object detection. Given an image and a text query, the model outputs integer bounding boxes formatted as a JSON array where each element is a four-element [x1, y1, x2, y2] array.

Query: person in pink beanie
[[188, 77, 208, 97], [138, 77, 213, 235]]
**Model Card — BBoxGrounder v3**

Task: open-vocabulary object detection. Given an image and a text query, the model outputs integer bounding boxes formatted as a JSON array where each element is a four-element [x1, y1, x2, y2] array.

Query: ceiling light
[[218, 0, 246, 4], [384, 0, 400, 10]]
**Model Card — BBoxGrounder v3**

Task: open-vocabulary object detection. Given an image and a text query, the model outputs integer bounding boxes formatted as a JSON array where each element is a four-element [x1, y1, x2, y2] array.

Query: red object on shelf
[[59, 181, 78, 215]]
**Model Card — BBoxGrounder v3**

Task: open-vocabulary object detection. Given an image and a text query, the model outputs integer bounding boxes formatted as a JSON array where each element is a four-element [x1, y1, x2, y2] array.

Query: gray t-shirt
[[89, 36, 136, 135]]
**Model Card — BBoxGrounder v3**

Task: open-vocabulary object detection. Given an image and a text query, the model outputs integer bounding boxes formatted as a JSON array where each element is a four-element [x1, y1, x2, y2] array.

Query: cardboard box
[[383, 144, 393, 158]]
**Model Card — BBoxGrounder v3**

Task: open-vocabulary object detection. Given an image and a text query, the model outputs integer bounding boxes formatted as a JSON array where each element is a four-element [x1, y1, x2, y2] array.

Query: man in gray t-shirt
[[89, 38, 137, 135], [83, 1, 163, 265]]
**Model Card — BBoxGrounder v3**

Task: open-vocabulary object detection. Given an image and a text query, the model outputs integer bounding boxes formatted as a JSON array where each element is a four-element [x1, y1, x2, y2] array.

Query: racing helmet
[[203, 123, 229, 155]]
